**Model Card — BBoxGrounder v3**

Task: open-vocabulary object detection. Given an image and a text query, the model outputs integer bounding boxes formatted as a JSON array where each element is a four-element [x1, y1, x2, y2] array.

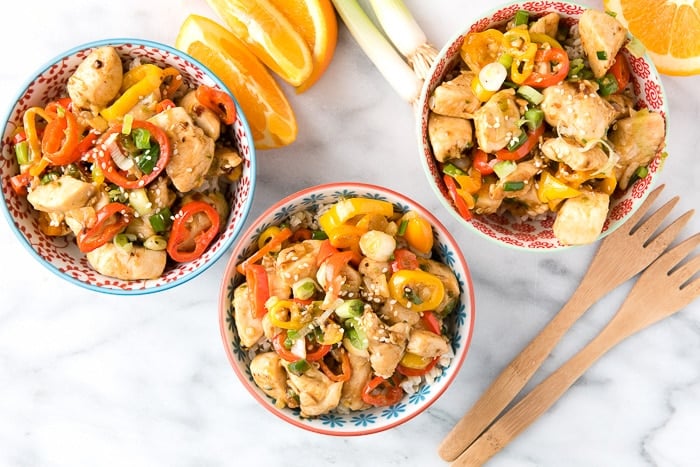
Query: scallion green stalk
[[331, 0, 423, 103]]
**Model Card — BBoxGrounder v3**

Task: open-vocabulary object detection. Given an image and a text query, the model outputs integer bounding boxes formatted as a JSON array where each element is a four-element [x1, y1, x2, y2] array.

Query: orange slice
[[604, 0, 700, 75], [268, 0, 338, 92], [205, 0, 313, 86], [175, 14, 297, 149]]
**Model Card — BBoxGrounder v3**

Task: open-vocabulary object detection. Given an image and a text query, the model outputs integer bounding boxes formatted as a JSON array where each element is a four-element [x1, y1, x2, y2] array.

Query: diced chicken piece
[[26, 176, 96, 213], [604, 93, 635, 121], [540, 137, 610, 172], [148, 107, 215, 192], [553, 191, 610, 245], [416, 258, 460, 317], [86, 243, 167, 280], [276, 240, 323, 287], [67, 46, 123, 112], [339, 352, 372, 412], [490, 160, 540, 201], [233, 283, 264, 348], [283, 363, 343, 417], [428, 112, 474, 162], [609, 110, 666, 189], [208, 146, 243, 181], [541, 80, 617, 144], [147, 176, 176, 210], [504, 184, 550, 218], [124, 217, 156, 241], [473, 180, 503, 215], [379, 300, 421, 326], [529, 12, 560, 38], [37, 211, 71, 236], [358, 257, 391, 301], [473, 89, 522, 153], [429, 71, 481, 119], [178, 90, 221, 140], [262, 255, 292, 299], [578, 9, 627, 78], [406, 329, 449, 359], [64, 206, 97, 236], [125, 91, 161, 121], [250, 352, 290, 409], [359, 310, 410, 379]]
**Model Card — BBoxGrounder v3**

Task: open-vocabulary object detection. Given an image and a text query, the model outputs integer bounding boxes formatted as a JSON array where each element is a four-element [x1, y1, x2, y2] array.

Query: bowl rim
[[0, 37, 257, 295], [218, 181, 476, 435], [415, 0, 668, 252]]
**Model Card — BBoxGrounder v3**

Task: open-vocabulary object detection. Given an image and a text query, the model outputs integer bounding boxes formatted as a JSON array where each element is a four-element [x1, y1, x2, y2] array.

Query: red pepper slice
[[362, 376, 404, 406], [41, 110, 81, 166], [472, 149, 494, 175], [76, 202, 134, 253], [236, 227, 293, 275], [290, 228, 312, 242], [195, 85, 237, 125], [316, 239, 340, 266], [523, 47, 570, 88], [443, 174, 472, 220], [44, 97, 73, 118], [167, 200, 221, 263], [96, 120, 171, 189], [245, 264, 269, 318], [609, 52, 630, 93], [13, 130, 27, 145], [391, 248, 419, 272], [495, 123, 545, 161], [305, 340, 331, 362], [319, 350, 352, 382], [155, 98, 176, 113], [9, 172, 34, 196]]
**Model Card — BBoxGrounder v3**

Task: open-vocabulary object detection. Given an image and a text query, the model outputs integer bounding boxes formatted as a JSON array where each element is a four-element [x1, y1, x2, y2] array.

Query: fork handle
[[451, 323, 626, 467], [438, 288, 597, 461]]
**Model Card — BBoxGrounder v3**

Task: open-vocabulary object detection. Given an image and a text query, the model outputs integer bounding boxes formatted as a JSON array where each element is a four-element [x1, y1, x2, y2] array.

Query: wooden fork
[[438, 184, 693, 462], [453, 232, 700, 466]]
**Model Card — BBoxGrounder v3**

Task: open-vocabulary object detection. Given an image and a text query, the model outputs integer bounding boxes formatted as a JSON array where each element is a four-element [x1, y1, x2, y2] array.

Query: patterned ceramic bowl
[[417, 1, 668, 250], [218, 183, 475, 435], [0, 39, 256, 294]]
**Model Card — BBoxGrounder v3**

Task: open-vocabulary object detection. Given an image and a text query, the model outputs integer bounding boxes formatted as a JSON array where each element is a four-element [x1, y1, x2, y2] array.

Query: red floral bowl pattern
[[416, 1, 668, 251], [0, 39, 256, 294]]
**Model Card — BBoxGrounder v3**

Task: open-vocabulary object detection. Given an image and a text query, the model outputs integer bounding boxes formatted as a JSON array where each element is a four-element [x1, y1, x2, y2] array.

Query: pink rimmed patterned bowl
[[218, 182, 476, 435], [417, 1, 668, 250], [0, 39, 256, 294]]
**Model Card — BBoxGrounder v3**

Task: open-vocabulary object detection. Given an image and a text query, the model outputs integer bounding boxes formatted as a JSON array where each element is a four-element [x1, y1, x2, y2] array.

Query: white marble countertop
[[1, 1, 698, 466]]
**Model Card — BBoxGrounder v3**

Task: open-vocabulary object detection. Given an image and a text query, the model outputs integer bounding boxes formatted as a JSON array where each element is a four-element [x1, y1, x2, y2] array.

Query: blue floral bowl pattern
[[218, 182, 475, 436]]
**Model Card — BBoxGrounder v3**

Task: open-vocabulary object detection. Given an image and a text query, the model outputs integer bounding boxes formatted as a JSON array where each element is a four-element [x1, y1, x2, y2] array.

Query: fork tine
[[656, 233, 700, 272], [629, 196, 680, 239], [643, 209, 695, 252], [616, 184, 665, 235]]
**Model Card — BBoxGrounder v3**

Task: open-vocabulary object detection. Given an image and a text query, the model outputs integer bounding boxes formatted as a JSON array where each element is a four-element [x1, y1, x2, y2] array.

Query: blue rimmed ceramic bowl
[[218, 182, 475, 435], [0, 38, 256, 294]]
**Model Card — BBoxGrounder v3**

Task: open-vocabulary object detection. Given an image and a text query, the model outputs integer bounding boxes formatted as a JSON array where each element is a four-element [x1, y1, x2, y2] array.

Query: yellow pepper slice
[[529, 32, 563, 49], [258, 226, 283, 250], [332, 198, 394, 224], [400, 211, 434, 255], [388, 269, 445, 312], [266, 298, 310, 330], [503, 28, 537, 84], [537, 171, 582, 204], [460, 29, 505, 72], [101, 64, 163, 121], [399, 352, 434, 370]]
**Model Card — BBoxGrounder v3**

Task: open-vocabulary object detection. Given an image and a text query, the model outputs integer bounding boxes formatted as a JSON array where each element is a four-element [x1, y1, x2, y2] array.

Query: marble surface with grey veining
[[1, 1, 699, 466]]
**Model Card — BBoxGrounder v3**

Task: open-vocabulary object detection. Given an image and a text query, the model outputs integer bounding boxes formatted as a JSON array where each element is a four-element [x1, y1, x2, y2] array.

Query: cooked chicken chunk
[[609, 110, 666, 189], [379, 300, 421, 326], [541, 80, 616, 144], [428, 112, 474, 162], [233, 283, 264, 348], [359, 310, 410, 379], [490, 160, 540, 201], [276, 240, 323, 288], [339, 352, 372, 412], [605, 93, 635, 121], [406, 329, 449, 359], [178, 90, 221, 140], [148, 106, 215, 192], [540, 137, 610, 172], [473, 89, 522, 153], [429, 71, 481, 119], [86, 243, 167, 280], [262, 254, 292, 299], [284, 363, 343, 417], [208, 146, 243, 181], [416, 258, 460, 316], [358, 257, 391, 301], [67, 46, 123, 112], [250, 352, 290, 409], [27, 176, 97, 213], [529, 12, 560, 37], [553, 191, 610, 245], [578, 9, 627, 78]]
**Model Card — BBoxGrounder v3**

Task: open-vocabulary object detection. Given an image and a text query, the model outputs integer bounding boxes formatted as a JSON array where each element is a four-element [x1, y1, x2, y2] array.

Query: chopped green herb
[[15, 141, 29, 165], [443, 163, 466, 177], [504, 181, 525, 191], [148, 207, 173, 233], [287, 359, 310, 375], [311, 230, 328, 240], [132, 128, 151, 150], [514, 10, 529, 26], [596, 50, 608, 60], [597, 73, 619, 96]]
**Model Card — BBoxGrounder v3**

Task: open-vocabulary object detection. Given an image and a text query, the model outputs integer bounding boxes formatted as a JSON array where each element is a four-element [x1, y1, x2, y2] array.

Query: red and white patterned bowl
[[416, 1, 668, 250], [0, 39, 256, 294]]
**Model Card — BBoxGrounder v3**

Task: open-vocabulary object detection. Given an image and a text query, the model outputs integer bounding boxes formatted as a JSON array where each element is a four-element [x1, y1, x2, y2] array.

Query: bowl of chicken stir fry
[[219, 183, 475, 435], [1, 39, 255, 293], [417, 1, 668, 249]]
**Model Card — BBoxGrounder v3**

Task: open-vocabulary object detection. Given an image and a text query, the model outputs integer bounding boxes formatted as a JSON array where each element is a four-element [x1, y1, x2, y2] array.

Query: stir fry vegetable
[[232, 198, 459, 417]]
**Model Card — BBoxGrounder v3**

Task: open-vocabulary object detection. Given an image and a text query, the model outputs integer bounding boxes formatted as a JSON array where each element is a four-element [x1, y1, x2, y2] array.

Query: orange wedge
[[175, 14, 297, 149], [604, 0, 700, 75], [205, 0, 313, 86], [268, 0, 338, 92]]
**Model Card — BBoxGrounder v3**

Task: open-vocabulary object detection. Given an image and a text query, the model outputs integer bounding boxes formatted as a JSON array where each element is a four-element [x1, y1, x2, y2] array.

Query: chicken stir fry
[[231, 198, 459, 417], [10, 46, 244, 279], [429, 9, 666, 245]]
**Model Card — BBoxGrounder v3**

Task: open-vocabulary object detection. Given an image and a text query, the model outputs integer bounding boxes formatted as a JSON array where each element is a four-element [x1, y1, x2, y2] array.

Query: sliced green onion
[[15, 141, 29, 165], [516, 85, 544, 105], [596, 50, 608, 60], [143, 235, 167, 251], [335, 299, 365, 320], [41, 172, 59, 184], [149, 207, 173, 233], [132, 128, 151, 150], [506, 130, 528, 151], [514, 10, 530, 26], [520, 108, 545, 131], [635, 166, 649, 179], [597, 73, 619, 96], [397, 219, 408, 236], [443, 163, 466, 177], [128, 188, 153, 216], [493, 160, 516, 179], [605, 10, 617, 17], [287, 359, 310, 376], [292, 277, 317, 300], [113, 233, 136, 252], [135, 144, 159, 175], [331, 0, 423, 102], [311, 230, 328, 240], [498, 53, 514, 70], [567, 58, 586, 79], [344, 318, 369, 350], [122, 114, 134, 135], [108, 185, 128, 203], [504, 181, 525, 191], [479, 62, 508, 92]]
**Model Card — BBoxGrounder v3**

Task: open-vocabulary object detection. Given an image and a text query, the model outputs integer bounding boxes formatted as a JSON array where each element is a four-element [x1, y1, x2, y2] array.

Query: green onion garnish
[[504, 181, 525, 191], [149, 207, 173, 233], [15, 141, 29, 165], [596, 50, 608, 60], [514, 9, 529, 26]]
